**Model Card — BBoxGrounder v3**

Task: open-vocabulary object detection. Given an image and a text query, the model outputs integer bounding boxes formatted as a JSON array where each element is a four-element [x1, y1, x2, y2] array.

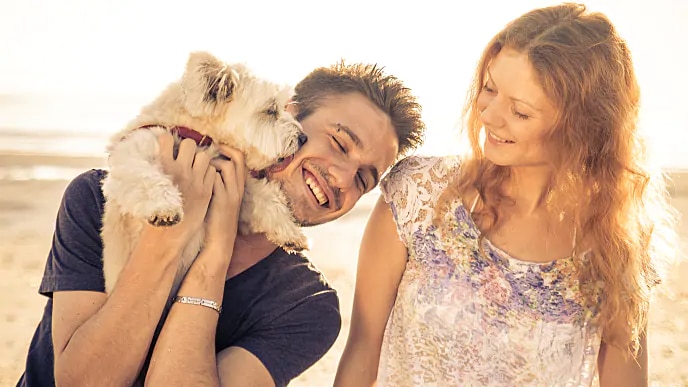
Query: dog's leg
[[239, 177, 308, 252], [102, 127, 184, 227]]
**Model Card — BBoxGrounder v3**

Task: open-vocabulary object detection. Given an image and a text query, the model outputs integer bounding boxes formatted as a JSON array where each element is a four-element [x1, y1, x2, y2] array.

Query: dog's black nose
[[297, 132, 308, 148]]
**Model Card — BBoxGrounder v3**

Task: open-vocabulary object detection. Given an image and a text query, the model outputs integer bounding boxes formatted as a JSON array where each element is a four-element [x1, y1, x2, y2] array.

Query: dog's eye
[[265, 105, 279, 117]]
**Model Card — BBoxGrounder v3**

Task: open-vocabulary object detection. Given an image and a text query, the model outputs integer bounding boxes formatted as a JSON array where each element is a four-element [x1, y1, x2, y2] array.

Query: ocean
[[1, 1, 686, 182], [0, 89, 686, 182]]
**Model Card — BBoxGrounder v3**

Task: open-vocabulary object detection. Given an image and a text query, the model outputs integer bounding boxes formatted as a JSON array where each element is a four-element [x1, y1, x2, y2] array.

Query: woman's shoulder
[[382, 155, 460, 188], [379, 155, 461, 218]]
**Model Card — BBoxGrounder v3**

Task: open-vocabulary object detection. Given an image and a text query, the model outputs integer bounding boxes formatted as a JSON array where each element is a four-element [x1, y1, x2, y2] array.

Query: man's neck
[[226, 233, 279, 279]]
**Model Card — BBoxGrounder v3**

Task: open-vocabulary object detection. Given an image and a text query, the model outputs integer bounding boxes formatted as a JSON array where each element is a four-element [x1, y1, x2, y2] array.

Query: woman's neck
[[504, 165, 554, 216]]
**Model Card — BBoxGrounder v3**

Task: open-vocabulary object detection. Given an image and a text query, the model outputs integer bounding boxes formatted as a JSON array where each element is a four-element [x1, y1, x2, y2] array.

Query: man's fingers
[[224, 148, 247, 193], [157, 132, 175, 164], [176, 138, 198, 167], [192, 150, 211, 175], [210, 158, 237, 190], [213, 172, 225, 194], [219, 147, 246, 176], [204, 164, 218, 189]]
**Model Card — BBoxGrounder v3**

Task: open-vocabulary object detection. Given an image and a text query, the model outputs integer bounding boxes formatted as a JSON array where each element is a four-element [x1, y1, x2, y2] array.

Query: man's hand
[[204, 146, 247, 259], [146, 146, 253, 387], [156, 133, 216, 245], [52, 133, 220, 387]]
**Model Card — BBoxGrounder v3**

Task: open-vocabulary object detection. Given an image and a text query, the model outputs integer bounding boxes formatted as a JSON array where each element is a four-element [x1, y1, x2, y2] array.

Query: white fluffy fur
[[101, 51, 307, 294]]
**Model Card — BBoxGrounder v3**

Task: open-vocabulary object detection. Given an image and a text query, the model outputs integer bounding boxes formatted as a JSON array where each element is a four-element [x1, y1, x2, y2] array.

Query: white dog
[[101, 51, 308, 294]]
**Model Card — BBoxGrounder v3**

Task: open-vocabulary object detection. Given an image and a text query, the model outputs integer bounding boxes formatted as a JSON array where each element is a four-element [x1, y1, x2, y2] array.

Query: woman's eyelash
[[483, 81, 529, 120], [511, 108, 530, 120]]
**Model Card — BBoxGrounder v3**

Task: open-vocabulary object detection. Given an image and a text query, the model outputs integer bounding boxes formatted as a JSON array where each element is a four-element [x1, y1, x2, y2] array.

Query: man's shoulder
[[222, 250, 341, 386], [233, 249, 339, 316], [218, 249, 341, 349], [264, 249, 338, 295], [64, 169, 107, 200]]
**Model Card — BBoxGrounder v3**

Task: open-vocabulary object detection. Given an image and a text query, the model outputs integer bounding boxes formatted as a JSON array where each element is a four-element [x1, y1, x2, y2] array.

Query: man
[[17, 61, 425, 387]]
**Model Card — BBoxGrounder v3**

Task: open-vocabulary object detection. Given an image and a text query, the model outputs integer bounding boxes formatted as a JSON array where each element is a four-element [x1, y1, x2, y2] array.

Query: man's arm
[[52, 135, 216, 386], [53, 228, 185, 386], [145, 243, 276, 387], [144, 246, 241, 387], [145, 146, 268, 386], [146, 146, 340, 387]]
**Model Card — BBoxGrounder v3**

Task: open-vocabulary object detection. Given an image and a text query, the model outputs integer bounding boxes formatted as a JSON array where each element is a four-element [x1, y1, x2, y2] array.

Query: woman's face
[[477, 48, 559, 168]]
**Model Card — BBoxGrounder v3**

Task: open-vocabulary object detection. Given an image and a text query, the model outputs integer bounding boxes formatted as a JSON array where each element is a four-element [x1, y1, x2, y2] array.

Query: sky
[[0, 0, 687, 166]]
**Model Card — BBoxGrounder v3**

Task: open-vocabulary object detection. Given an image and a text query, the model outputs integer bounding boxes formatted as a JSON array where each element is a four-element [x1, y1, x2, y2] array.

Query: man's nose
[[327, 161, 357, 189]]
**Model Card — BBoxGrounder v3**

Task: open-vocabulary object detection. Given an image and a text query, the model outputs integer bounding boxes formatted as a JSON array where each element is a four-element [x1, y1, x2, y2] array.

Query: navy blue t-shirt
[[17, 169, 341, 387]]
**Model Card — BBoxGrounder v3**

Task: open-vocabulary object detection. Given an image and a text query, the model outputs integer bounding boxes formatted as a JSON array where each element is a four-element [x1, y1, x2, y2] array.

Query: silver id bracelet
[[173, 296, 223, 314]]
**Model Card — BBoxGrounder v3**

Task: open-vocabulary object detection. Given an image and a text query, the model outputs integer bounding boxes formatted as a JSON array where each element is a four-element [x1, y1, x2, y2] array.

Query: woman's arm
[[598, 325, 648, 386], [334, 196, 409, 387]]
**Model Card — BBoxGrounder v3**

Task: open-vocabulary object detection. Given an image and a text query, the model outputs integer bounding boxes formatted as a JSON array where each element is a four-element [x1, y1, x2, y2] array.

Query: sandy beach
[[1, 153, 687, 386]]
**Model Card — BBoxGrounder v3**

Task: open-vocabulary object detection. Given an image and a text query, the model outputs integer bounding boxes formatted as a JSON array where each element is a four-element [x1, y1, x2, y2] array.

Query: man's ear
[[181, 51, 237, 117]]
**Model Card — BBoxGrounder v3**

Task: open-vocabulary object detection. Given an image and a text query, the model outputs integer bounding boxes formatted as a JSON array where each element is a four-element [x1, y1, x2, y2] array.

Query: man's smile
[[301, 164, 335, 209]]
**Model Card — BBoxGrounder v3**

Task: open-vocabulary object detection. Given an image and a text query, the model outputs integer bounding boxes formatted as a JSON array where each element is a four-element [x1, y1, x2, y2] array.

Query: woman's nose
[[480, 99, 504, 127]]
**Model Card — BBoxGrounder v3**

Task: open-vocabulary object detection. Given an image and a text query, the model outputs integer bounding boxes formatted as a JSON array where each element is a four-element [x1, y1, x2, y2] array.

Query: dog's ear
[[181, 51, 238, 117]]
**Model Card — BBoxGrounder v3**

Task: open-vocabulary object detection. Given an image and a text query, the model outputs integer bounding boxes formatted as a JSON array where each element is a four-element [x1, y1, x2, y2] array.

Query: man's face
[[268, 92, 398, 226]]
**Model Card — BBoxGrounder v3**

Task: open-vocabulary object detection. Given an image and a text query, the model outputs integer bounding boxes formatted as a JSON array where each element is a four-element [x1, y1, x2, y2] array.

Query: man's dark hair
[[293, 61, 425, 157]]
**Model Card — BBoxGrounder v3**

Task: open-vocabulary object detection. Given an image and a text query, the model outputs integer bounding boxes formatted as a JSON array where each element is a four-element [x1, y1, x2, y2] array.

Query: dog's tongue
[[267, 154, 294, 174]]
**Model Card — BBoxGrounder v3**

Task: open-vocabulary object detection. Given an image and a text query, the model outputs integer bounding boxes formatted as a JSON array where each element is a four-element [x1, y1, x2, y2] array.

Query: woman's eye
[[513, 109, 530, 120]]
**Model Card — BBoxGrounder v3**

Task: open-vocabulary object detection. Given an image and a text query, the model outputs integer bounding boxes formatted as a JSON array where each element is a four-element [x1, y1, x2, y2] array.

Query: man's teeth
[[489, 132, 514, 144], [306, 177, 328, 206]]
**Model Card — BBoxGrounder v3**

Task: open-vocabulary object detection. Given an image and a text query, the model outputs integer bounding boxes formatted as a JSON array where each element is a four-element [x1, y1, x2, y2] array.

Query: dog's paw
[[148, 211, 182, 227]]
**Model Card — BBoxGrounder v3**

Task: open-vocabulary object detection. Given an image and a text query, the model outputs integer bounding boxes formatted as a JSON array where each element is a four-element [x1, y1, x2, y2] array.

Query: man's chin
[[278, 184, 320, 227], [283, 198, 318, 227], [292, 211, 322, 228]]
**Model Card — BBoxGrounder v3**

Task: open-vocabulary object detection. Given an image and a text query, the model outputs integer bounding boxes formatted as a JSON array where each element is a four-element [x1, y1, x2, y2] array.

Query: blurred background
[[1, 0, 687, 385]]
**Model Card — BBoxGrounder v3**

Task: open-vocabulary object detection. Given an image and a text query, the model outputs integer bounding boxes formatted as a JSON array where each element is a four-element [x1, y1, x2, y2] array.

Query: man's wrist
[[188, 246, 232, 280], [139, 226, 189, 261], [202, 237, 236, 260]]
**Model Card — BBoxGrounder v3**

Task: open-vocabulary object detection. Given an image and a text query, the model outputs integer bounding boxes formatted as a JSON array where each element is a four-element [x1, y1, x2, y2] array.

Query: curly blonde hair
[[438, 3, 679, 354]]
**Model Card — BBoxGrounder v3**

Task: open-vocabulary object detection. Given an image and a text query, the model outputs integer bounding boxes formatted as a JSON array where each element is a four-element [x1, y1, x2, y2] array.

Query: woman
[[335, 3, 679, 386]]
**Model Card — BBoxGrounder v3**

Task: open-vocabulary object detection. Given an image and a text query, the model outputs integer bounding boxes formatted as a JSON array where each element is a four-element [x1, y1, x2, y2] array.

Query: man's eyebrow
[[336, 123, 363, 149], [486, 67, 542, 112]]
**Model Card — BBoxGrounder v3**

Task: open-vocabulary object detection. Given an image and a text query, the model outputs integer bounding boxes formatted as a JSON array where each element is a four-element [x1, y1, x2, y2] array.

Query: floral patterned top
[[377, 156, 602, 387]]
